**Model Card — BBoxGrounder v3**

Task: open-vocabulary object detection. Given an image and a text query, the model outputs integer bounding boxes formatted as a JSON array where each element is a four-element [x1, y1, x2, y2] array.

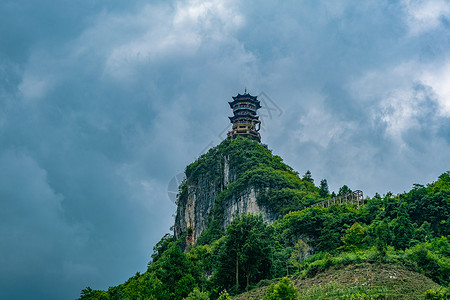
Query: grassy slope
[[233, 263, 442, 299]]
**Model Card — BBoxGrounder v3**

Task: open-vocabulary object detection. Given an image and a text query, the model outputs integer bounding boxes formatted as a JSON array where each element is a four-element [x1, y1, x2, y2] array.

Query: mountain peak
[[174, 137, 319, 248]]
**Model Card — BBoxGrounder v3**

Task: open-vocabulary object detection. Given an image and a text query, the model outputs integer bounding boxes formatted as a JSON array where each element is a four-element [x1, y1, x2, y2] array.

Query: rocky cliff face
[[222, 187, 278, 229], [174, 153, 278, 248], [173, 138, 317, 248], [174, 173, 220, 248]]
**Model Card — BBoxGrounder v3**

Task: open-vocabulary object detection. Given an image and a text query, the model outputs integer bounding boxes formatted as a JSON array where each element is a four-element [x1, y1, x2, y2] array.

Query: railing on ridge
[[311, 190, 364, 209]]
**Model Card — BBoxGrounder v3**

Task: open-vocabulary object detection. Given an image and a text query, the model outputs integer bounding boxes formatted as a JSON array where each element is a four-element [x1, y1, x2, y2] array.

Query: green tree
[[302, 170, 314, 184], [406, 244, 450, 286], [317, 216, 342, 252], [183, 288, 209, 300], [341, 222, 367, 251], [409, 191, 450, 236], [375, 221, 389, 258], [174, 274, 198, 300], [271, 243, 293, 277], [319, 179, 329, 198], [216, 214, 272, 293], [414, 221, 433, 243], [264, 277, 298, 300], [289, 239, 309, 271], [78, 287, 109, 300], [150, 243, 197, 299], [186, 244, 214, 292], [150, 233, 174, 264], [338, 185, 352, 196], [391, 205, 415, 250]]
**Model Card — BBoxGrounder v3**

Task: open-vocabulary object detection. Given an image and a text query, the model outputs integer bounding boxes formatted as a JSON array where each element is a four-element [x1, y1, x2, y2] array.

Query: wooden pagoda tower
[[227, 90, 261, 142]]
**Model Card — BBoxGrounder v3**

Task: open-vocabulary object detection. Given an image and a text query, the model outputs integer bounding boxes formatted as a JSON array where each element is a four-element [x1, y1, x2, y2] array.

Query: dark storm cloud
[[1, 0, 450, 299], [233, 0, 450, 195]]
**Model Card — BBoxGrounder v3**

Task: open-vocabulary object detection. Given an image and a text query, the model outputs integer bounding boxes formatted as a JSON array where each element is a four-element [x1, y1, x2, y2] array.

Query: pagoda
[[227, 90, 262, 142]]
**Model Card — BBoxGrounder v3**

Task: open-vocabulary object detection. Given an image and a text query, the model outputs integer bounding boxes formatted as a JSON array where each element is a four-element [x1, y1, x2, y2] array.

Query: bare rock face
[[222, 187, 277, 229], [172, 138, 313, 249], [174, 174, 218, 247], [174, 155, 277, 248]]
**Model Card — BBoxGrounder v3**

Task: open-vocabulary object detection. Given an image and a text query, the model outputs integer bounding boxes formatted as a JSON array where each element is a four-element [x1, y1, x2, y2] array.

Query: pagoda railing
[[311, 190, 364, 209]]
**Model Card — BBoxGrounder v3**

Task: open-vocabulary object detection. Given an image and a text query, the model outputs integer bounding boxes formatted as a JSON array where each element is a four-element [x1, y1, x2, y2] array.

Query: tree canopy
[[78, 138, 450, 300]]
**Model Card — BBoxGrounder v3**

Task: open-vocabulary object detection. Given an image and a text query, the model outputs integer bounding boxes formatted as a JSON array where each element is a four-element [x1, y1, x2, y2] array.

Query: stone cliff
[[173, 138, 318, 248]]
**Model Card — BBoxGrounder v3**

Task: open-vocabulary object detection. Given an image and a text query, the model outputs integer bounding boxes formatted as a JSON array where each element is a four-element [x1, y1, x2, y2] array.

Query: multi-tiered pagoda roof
[[227, 91, 262, 142], [228, 93, 262, 109]]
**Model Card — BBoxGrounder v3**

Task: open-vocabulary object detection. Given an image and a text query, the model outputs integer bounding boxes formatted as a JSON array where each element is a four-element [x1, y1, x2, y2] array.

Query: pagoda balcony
[[233, 107, 257, 113], [228, 129, 260, 136], [232, 104, 256, 110], [235, 111, 256, 116], [229, 115, 259, 122]]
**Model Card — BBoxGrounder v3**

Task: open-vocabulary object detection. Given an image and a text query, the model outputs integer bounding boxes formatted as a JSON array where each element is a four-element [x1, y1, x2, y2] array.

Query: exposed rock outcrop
[[174, 174, 219, 247], [173, 138, 317, 248], [174, 151, 278, 248], [222, 187, 278, 229]]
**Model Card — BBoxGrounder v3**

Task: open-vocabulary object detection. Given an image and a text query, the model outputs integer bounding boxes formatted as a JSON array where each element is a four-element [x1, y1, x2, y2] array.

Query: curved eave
[[228, 99, 261, 109], [229, 115, 260, 122], [232, 93, 258, 101], [233, 107, 258, 113]]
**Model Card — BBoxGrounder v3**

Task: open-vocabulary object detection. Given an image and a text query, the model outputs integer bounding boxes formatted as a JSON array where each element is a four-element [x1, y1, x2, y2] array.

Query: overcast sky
[[1, 0, 449, 299]]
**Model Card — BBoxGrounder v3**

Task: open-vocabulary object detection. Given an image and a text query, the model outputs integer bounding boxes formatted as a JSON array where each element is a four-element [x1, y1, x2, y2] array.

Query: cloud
[[421, 60, 450, 117], [0, 1, 253, 298], [349, 59, 450, 144], [403, 0, 450, 35], [0, 150, 90, 299], [1, 0, 450, 299], [62, 0, 246, 81]]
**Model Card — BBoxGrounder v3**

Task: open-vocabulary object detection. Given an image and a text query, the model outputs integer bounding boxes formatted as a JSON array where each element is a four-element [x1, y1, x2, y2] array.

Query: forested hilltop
[[79, 138, 450, 299]]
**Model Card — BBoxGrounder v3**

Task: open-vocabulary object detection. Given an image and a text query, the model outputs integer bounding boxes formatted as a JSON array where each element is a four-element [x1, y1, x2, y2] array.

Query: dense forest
[[79, 139, 450, 299]]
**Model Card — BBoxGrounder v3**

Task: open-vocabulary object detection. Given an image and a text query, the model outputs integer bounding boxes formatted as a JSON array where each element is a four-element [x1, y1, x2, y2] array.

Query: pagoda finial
[[244, 88, 247, 94]]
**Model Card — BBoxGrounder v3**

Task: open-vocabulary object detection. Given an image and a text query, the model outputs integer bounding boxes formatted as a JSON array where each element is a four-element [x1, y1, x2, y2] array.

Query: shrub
[[217, 289, 231, 300], [263, 277, 298, 300], [424, 287, 450, 299], [406, 244, 450, 286], [183, 288, 209, 300]]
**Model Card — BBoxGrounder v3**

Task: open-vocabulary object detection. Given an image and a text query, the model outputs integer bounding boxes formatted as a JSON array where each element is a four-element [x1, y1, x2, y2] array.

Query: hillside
[[234, 263, 441, 299], [78, 138, 450, 300], [174, 137, 319, 248]]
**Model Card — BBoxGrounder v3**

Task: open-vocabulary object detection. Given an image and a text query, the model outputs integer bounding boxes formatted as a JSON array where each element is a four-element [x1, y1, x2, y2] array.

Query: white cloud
[[350, 59, 450, 145], [174, 0, 243, 31], [378, 87, 429, 143], [19, 73, 52, 101], [403, 0, 450, 34], [421, 60, 450, 117], [295, 98, 350, 148], [75, 0, 245, 79]]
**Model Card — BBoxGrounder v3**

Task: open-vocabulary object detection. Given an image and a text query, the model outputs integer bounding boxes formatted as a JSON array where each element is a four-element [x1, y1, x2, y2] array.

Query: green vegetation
[[184, 289, 210, 300], [214, 214, 272, 293], [235, 263, 441, 300], [263, 277, 298, 300], [425, 287, 450, 299], [78, 138, 450, 300], [187, 138, 320, 245]]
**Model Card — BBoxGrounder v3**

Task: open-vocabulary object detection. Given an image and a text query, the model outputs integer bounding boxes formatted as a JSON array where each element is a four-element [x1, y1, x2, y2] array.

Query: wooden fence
[[311, 190, 364, 209]]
